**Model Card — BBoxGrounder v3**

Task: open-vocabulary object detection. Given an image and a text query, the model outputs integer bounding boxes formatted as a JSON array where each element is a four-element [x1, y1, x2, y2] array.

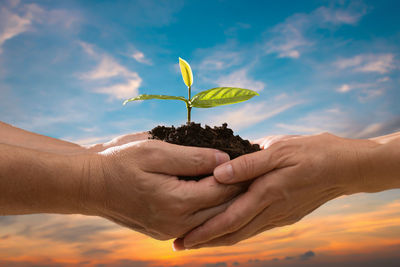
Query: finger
[[182, 175, 244, 209], [174, 195, 239, 251], [213, 148, 276, 184], [173, 238, 185, 251], [188, 208, 276, 249], [139, 140, 230, 176], [183, 180, 268, 248], [190, 225, 275, 249]]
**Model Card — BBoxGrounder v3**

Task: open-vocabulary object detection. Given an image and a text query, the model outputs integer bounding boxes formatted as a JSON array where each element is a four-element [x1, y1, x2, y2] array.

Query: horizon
[[1, 0, 400, 266]]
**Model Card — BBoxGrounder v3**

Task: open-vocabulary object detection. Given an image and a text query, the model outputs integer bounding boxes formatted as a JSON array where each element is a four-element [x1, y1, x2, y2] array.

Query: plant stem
[[187, 86, 191, 124], [187, 106, 191, 124]]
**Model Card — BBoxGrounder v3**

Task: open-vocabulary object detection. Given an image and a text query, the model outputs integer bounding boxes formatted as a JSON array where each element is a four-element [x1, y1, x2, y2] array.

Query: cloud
[[264, 4, 366, 58], [81, 56, 136, 81], [37, 223, 113, 243], [276, 107, 400, 138], [224, 22, 251, 36], [335, 54, 395, 74], [195, 40, 246, 76], [299, 250, 316, 261], [94, 78, 142, 99], [377, 77, 390, 82], [131, 50, 152, 65], [81, 248, 112, 257], [1, 234, 11, 240], [0, 2, 80, 53], [0, 7, 31, 53], [199, 51, 242, 71], [354, 117, 400, 138], [9, 214, 117, 245], [337, 84, 352, 93], [216, 68, 265, 92], [80, 43, 142, 100], [203, 263, 227, 267], [95, 259, 155, 267], [335, 79, 387, 101], [202, 95, 300, 131], [0, 216, 17, 226]]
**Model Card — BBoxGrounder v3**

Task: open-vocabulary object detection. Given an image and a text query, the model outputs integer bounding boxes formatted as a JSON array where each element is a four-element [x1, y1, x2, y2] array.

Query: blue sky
[[0, 0, 399, 144]]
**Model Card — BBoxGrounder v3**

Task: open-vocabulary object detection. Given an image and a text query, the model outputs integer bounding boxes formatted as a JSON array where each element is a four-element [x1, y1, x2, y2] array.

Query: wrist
[[359, 140, 400, 193], [342, 138, 396, 194], [322, 136, 378, 196]]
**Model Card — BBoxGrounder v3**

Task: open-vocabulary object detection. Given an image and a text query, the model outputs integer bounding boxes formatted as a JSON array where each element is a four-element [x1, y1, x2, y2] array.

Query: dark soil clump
[[149, 122, 260, 181]]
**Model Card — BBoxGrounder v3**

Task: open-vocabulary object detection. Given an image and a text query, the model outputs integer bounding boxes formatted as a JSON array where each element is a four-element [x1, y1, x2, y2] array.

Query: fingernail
[[215, 152, 230, 166], [214, 163, 233, 182]]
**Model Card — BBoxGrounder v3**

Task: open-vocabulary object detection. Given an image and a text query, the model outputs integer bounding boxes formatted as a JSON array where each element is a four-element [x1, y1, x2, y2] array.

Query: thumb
[[139, 140, 231, 176], [213, 148, 277, 184]]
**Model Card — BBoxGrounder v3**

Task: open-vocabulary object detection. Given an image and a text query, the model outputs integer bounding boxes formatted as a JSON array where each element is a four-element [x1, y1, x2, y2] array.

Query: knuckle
[[225, 213, 242, 233], [133, 140, 154, 154], [190, 152, 207, 174], [237, 156, 255, 177]]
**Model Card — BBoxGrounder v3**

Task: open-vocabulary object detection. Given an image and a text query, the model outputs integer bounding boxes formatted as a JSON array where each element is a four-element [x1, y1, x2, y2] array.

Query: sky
[[0, 0, 400, 266]]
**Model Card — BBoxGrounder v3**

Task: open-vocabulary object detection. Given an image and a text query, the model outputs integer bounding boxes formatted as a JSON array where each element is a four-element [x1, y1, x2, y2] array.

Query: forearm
[[352, 132, 400, 193], [0, 121, 85, 154], [0, 143, 85, 215]]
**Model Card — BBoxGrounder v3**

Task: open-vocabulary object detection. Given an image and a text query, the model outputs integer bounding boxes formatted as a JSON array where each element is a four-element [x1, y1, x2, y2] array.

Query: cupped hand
[[178, 133, 377, 249], [81, 139, 242, 241]]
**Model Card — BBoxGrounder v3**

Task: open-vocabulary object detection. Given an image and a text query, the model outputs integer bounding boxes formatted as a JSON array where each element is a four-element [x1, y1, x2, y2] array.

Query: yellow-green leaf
[[123, 94, 188, 105], [191, 87, 259, 108], [179, 57, 193, 88]]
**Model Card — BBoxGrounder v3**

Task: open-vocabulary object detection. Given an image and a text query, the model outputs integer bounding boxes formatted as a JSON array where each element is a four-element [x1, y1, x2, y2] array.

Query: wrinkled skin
[[84, 139, 242, 240], [176, 133, 380, 249]]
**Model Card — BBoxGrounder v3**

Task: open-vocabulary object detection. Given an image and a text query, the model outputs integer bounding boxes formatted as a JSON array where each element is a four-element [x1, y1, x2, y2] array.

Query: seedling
[[123, 58, 259, 123]]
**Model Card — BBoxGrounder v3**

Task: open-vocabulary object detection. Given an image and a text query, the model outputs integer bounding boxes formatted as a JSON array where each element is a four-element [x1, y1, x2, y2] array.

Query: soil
[[149, 122, 260, 181]]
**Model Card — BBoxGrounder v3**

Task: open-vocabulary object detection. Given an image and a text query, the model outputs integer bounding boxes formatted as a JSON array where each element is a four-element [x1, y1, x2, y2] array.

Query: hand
[[81, 139, 242, 241], [178, 133, 378, 249]]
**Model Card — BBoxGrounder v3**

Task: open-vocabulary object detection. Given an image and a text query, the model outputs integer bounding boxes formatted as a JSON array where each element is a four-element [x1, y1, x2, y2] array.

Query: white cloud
[[264, 4, 366, 59], [199, 51, 242, 71], [78, 41, 96, 56], [80, 43, 142, 100], [0, 2, 80, 53], [81, 56, 136, 80], [318, 6, 365, 25], [335, 54, 395, 74], [203, 95, 300, 131], [377, 76, 390, 82], [216, 68, 265, 92], [0, 8, 31, 53], [94, 78, 141, 100], [275, 108, 399, 138], [265, 20, 310, 59], [337, 84, 352, 93], [276, 123, 325, 134], [354, 123, 384, 139], [131, 51, 152, 65], [335, 81, 385, 101]]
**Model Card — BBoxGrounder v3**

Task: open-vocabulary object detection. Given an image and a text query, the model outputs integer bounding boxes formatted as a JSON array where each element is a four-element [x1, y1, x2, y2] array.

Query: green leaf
[[179, 57, 193, 88], [123, 94, 188, 105], [191, 87, 259, 108]]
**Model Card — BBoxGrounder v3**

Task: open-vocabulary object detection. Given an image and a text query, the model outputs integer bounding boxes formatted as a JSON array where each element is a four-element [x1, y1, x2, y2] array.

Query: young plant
[[123, 57, 259, 124]]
